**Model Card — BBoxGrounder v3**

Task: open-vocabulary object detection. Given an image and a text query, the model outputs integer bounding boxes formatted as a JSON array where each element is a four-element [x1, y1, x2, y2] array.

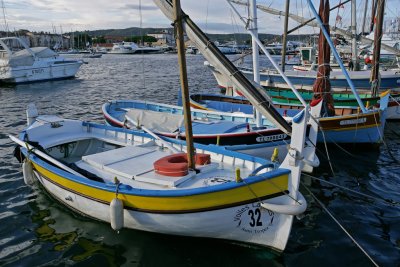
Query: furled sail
[[312, 0, 335, 116], [153, 0, 292, 135]]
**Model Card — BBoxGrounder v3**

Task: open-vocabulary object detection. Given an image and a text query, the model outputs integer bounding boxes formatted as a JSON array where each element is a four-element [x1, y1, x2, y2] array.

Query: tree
[[124, 35, 157, 43]]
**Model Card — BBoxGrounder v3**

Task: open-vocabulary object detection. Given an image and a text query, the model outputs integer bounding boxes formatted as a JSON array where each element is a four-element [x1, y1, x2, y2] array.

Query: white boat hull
[[35, 169, 293, 251], [108, 50, 136, 54], [0, 61, 83, 83]]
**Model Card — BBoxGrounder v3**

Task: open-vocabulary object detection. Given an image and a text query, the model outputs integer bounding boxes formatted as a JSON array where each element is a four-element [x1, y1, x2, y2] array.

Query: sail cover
[[153, 0, 292, 135]]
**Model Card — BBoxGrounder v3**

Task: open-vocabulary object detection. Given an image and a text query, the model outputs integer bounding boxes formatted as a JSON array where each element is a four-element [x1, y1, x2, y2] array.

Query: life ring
[[154, 153, 211, 177]]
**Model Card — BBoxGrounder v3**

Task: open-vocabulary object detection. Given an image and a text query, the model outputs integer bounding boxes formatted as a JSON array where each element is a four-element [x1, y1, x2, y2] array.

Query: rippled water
[[0, 54, 399, 266]]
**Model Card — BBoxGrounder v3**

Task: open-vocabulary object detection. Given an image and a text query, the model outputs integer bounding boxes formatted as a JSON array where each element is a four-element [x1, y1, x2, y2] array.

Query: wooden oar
[[124, 116, 180, 153], [9, 135, 86, 178]]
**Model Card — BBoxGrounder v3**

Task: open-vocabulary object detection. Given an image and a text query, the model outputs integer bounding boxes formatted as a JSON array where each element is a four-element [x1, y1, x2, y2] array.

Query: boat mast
[[249, 0, 262, 127], [370, 0, 385, 96], [227, 1, 307, 108], [361, 0, 369, 34], [307, 0, 368, 113], [369, 0, 377, 33], [281, 0, 290, 72], [351, 0, 360, 70], [154, 0, 292, 134], [232, 0, 400, 56], [172, 0, 195, 169], [313, 0, 335, 116]]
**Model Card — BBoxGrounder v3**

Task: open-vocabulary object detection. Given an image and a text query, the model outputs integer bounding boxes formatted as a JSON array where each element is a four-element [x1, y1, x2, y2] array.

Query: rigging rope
[[301, 183, 380, 267], [138, 0, 146, 92], [205, 0, 210, 34]]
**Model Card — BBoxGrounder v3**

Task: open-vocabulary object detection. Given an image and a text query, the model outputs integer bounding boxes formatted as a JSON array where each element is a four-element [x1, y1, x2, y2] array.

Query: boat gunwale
[[23, 148, 289, 198]]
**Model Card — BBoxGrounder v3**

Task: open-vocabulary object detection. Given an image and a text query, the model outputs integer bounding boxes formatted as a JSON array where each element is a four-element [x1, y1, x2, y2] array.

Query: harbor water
[[0, 54, 399, 266]]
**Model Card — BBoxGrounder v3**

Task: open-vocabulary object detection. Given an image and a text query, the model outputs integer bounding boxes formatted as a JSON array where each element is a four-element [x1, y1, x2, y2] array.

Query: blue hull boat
[[188, 93, 390, 144], [102, 100, 292, 155]]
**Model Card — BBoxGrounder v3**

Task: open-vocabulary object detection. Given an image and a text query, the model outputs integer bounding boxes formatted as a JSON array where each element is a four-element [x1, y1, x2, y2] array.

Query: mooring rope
[[389, 95, 400, 108], [301, 173, 399, 206], [301, 183, 380, 267]]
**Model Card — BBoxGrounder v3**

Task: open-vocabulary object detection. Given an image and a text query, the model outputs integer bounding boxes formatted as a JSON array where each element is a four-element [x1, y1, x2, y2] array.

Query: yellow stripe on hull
[[33, 163, 289, 213], [190, 102, 211, 111]]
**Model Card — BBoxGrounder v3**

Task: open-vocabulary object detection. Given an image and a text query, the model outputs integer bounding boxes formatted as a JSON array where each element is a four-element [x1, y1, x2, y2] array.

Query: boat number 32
[[248, 208, 262, 227], [234, 206, 274, 234]]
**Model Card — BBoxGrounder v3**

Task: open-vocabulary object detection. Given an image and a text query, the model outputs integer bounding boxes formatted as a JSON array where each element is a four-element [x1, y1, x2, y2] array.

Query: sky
[[1, 0, 399, 34]]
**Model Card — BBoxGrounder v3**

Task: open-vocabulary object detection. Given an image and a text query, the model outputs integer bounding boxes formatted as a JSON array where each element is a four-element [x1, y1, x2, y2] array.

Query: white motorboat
[[0, 37, 83, 84], [108, 42, 138, 54]]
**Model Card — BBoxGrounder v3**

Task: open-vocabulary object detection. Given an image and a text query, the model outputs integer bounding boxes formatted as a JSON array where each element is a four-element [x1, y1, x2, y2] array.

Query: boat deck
[[75, 144, 250, 190]]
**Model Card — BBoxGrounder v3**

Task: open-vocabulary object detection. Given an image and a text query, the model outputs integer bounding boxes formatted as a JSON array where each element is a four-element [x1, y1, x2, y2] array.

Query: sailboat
[[102, 99, 294, 157], [194, 0, 390, 144], [9, 0, 320, 252], [212, 0, 400, 91], [207, 60, 400, 91]]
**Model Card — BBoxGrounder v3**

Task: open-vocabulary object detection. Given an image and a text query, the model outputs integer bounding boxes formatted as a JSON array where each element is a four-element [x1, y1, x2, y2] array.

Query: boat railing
[[83, 121, 153, 146]]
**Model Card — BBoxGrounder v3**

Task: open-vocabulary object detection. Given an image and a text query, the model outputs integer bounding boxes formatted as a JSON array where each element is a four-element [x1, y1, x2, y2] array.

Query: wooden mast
[[369, 0, 377, 33], [361, 0, 369, 35], [351, 0, 359, 70], [173, 0, 195, 169], [281, 0, 290, 72], [312, 0, 335, 116], [370, 0, 385, 96], [249, 0, 262, 127]]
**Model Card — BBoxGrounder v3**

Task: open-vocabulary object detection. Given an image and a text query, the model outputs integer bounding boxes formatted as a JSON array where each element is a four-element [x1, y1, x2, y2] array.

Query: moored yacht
[[0, 37, 83, 84], [108, 41, 138, 54]]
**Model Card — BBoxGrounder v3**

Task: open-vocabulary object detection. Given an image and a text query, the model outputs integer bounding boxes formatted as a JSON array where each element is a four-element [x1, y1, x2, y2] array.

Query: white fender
[[303, 154, 320, 168], [261, 192, 307, 216], [22, 159, 35, 185], [110, 198, 124, 231]]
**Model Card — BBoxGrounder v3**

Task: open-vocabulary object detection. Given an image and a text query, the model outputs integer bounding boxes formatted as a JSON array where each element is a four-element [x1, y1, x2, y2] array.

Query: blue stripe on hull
[[317, 127, 383, 143]]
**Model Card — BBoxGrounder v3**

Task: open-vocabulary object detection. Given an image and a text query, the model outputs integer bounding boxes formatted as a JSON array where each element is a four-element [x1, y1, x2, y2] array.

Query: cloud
[[0, 0, 398, 34], [124, 4, 159, 11]]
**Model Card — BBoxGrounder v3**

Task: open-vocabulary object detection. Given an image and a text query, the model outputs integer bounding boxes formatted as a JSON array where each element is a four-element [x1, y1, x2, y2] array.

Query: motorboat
[[108, 42, 138, 54], [0, 37, 83, 83]]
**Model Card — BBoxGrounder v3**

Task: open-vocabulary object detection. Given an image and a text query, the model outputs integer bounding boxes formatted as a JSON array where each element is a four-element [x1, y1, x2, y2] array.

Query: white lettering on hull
[[339, 118, 367, 125], [256, 134, 287, 143]]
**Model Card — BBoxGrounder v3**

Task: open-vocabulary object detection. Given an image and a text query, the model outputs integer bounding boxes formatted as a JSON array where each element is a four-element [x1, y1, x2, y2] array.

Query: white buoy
[[110, 198, 124, 231], [22, 159, 35, 185], [26, 103, 38, 126]]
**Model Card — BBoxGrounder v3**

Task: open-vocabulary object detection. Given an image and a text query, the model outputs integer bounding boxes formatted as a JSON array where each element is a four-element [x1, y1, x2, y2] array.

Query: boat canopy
[[126, 109, 184, 133], [0, 47, 58, 67]]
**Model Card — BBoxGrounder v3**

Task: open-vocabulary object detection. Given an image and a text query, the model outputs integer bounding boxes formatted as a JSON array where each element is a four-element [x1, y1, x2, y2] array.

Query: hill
[[80, 27, 312, 44]]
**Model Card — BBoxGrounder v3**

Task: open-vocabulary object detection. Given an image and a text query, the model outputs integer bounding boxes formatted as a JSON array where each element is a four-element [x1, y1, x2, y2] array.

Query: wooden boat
[[11, 102, 312, 251], [205, 59, 400, 91], [215, 84, 400, 120], [189, 92, 390, 144], [9, 0, 321, 253], [102, 99, 293, 155]]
